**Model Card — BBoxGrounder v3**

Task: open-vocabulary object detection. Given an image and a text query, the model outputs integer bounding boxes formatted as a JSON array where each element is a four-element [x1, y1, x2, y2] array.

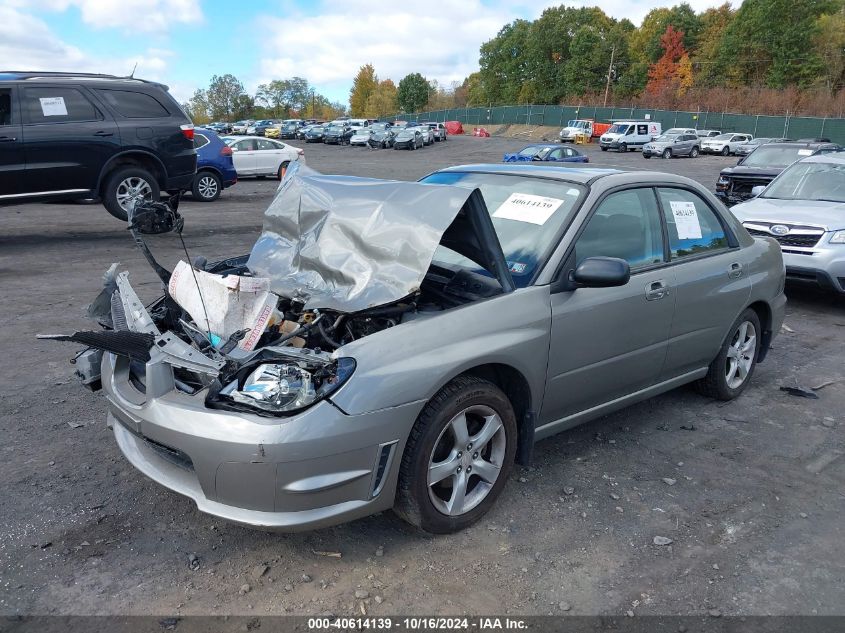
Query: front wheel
[[394, 376, 517, 533], [721, 146, 730, 156], [643, 154, 651, 159], [619, 143, 627, 153], [191, 170, 221, 202], [662, 148, 672, 159], [103, 166, 160, 221], [696, 308, 761, 401]]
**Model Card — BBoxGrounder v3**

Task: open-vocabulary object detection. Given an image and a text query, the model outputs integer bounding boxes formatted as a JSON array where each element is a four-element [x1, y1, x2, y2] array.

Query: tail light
[[180, 123, 194, 141], [220, 145, 233, 156]]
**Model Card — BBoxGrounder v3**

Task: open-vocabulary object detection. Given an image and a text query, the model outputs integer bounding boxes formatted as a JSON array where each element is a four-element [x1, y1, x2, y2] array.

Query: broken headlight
[[220, 357, 355, 415]]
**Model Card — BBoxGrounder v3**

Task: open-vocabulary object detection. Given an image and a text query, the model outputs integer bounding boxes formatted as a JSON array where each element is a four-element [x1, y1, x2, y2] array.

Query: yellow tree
[[364, 80, 398, 118], [349, 64, 378, 117], [676, 53, 694, 95]]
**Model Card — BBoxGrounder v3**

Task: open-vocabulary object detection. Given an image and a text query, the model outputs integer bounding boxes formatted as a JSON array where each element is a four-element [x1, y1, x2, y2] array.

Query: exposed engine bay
[[40, 165, 515, 418]]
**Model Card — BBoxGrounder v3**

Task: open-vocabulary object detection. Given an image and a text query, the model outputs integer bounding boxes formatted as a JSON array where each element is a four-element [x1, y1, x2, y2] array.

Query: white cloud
[[9, 0, 202, 32], [0, 5, 194, 100]]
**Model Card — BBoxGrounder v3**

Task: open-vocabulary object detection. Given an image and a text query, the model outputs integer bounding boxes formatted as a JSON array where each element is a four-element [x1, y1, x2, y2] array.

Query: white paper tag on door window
[[493, 192, 564, 225], [670, 200, 702, 239], [39, 97, 68, 116]]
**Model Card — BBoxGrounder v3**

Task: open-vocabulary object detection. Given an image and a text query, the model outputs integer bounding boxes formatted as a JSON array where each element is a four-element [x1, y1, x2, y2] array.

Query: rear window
[[194, 133, 210, 149], [95, 89, 170, 118]]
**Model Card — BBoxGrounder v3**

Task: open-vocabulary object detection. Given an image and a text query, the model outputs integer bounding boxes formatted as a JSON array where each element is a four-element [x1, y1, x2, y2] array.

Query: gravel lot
[[1, 135, 843, 617]]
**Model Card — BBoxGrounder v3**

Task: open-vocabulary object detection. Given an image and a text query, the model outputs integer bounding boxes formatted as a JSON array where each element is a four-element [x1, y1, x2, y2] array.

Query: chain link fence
[[395, 105, 845, 143]]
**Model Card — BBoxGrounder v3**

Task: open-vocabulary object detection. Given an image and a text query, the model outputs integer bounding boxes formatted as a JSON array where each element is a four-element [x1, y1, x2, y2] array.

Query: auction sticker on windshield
[[670, 200, 702, 239], [493, 192, 564, 225]]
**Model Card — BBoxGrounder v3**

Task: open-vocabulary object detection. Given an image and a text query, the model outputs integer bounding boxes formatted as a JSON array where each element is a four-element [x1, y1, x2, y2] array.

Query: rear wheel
[[690, 146, 700, 158], [394, 376, 517, 533], [277, 161, 290, 180], [191, 170, 221, 202], [103, 165, 159, 221], [696, 308, 761, 401]]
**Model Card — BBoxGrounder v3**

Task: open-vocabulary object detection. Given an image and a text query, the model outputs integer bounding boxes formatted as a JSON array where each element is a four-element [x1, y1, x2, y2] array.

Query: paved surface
[[1, 136, 843, 616]]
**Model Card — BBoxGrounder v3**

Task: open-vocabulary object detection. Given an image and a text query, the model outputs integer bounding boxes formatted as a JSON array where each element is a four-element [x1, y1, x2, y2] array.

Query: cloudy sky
[[1, 0, 737, 104]]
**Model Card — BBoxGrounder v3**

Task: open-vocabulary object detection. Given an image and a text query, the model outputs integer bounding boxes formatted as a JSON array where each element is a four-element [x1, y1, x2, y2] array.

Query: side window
[[626, 126, 635, 136], [547, 148, 563, 160], [256, 139, 279, 150], [22, 87, 101, 124], [95, 89, 169, 118], [235, 139, 255, 152], [0, 88, 12, 125], [637, 124, 648, 135], [657, 188, 730, 260], [194, 133, 210, 150], [574, 188, 665, 270]]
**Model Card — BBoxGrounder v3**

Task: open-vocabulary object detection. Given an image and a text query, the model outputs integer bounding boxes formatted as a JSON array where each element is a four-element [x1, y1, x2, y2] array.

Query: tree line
[[183, 75, 347, 123]]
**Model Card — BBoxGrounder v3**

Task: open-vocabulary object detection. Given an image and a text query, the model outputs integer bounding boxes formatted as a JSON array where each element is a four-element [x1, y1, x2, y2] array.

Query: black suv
[[715, 141, 842, 206], [0, 71, 196, 220]]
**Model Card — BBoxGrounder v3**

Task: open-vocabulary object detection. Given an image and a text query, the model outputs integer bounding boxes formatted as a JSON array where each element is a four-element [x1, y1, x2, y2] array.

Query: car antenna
[[128, 62, 137, 79]]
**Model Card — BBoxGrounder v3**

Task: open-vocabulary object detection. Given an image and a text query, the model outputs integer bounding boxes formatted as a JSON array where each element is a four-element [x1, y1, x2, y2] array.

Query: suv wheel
[[690, 146, 700, 158], [619, 143, 628, 153], [394, 376, 517, 533], [662, 148, 672, 159], [103, 166, 160, 221], [721, 146, 730, 156], [696, 308, 761, 400], [192, 170, 221, 202]]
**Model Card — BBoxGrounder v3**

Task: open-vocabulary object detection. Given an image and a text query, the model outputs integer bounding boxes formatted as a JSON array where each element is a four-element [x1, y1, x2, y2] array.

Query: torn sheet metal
[[168, 260, 276, 352], [246, 164, 477, 312]]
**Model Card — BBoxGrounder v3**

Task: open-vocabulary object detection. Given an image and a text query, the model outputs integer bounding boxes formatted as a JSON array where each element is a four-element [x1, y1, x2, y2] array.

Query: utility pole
[[604, 45, 616, 108]]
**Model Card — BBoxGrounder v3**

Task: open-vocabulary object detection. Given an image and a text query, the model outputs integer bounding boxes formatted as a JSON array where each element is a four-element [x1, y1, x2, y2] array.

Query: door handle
[[0, 135, 16, 142], [93, 130, 114, 137], [645, 280, 669, 301], [728, 262, 743, 278]]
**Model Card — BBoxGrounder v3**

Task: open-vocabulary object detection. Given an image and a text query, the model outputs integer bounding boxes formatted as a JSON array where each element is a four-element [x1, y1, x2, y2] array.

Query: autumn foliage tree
[[646, 25, 693, 97]]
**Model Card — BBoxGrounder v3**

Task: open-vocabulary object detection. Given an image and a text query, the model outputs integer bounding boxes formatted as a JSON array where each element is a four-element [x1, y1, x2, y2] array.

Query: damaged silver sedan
[[44, 163, 787, 533]]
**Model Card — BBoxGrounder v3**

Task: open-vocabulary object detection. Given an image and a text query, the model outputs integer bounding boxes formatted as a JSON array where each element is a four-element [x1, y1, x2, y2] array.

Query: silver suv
[[731, 153, 845, 293]]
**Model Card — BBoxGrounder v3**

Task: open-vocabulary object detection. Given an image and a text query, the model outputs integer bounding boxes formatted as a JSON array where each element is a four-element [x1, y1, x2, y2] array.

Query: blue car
[[191, 127, 238, 202], [503, 143, 589, 163]]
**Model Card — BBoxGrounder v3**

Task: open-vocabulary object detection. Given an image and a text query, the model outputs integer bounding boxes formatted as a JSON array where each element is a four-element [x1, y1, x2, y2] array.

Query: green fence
[[396, 105, 845, 143]]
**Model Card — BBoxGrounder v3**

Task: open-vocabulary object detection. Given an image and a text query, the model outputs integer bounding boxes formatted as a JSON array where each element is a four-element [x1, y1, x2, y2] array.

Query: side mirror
[[751, 185, 766, 197], [572, 257, 631, 288]]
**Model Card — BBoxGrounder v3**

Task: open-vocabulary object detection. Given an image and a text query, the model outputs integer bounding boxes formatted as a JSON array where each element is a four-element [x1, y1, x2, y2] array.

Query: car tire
[[394, 375, 517, 534], [662, 149, 672, 159], [721, 146, 730, 156], [277, 161, 290, 180], [643, 154, 651, 159], [690, 146, 700, 158], [103, 165, 160, 221], [619, 143, 628, 153], [601, 146, 608, 151], [191, 170, 221, 202], [696, 308, 762, 401]]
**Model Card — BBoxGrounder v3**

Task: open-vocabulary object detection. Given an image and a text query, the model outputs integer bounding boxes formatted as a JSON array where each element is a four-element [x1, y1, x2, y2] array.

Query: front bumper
[[783, 250, 845, 293], [701, 146, 725, 154], [642, 146, 666, 157], [101, 352, 423, 530]]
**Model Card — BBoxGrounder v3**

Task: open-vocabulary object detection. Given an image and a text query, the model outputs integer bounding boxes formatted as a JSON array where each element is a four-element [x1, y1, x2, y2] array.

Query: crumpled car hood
[[247, 164, 510, 312]]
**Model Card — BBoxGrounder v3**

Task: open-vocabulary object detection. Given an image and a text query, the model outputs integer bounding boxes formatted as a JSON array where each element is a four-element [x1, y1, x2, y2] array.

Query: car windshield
[[664, 129, 687, 135], [714, 134, 733, 140], [762, 161, 845, 203], [607, 124, 628, 134], [371, 123, 389, 131], [354, 128, 370, 135], [654, 135, 677, 142], [742, 146, 813, 168], [419, 172, 586, 286], [750, 138, 769, 144], [517, 146, 544, 157]]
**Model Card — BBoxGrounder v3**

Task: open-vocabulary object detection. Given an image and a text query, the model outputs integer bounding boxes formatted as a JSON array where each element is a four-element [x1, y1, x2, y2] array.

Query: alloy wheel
[[115, 177, 153, 213], [427, 405, 507, 516], [725, 320, 756, 389], [196, 175, 218, 200]]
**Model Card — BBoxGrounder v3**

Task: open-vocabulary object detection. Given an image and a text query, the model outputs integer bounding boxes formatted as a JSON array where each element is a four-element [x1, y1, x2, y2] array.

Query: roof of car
[[797, 153, 845, 165], [436, 164, 620, 183], [759, 141, 841, 150], [0, 71, 167, 89], [519, 143, 566, 149]]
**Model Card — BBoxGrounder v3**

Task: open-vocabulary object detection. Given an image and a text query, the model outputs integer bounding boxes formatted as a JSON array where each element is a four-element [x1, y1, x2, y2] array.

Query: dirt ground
[[1, 136, 843, 617]]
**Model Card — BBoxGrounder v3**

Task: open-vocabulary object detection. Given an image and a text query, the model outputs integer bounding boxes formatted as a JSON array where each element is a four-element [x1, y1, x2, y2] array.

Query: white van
[[599, 121, 662, 152], [347, 118, 369, 129]]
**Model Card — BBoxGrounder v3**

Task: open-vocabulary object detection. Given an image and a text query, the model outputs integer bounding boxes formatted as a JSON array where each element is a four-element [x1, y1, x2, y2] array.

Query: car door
[[255, 138, 285, 174], [654, 187, 752, 381], [230, 138, 257, 174], [0, 85, 25, 197], [541, 187, 676, 424], [20, 84, 120, 194], [544, 148, 563, 162], [681, 134, 695, 155]]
